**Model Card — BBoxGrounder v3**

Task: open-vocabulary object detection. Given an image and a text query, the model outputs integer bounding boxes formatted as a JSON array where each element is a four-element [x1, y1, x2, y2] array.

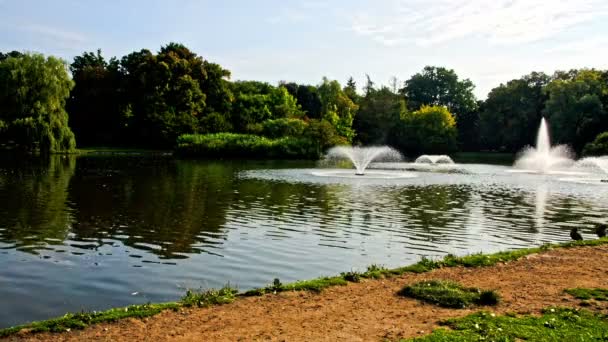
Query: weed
[[565, 288, 608, 301], [398, 280, 500, 309], [402, 308, 608, 341], [180, 286, 238, 307]]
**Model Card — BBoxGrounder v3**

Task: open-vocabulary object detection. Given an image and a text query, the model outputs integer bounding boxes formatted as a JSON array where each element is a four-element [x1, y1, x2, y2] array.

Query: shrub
[[398, 280, 500, 308], [260, 118, 307, 138], [583, 131, 608, 156], [180, 286, 238, 307], [175, 133, 319, 159]]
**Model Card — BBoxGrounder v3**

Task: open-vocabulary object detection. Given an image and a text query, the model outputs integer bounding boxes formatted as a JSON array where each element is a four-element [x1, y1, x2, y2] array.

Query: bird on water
[[596, 224, 607, 238], [570, 228, 583, 241]]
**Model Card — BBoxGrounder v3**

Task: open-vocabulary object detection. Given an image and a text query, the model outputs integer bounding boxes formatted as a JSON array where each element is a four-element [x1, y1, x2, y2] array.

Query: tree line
[[1, 43, 607, 157]]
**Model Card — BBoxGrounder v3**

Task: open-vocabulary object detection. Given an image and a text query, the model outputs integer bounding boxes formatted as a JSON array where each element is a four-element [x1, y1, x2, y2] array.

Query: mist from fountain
[[415, 155, 454, 164], [513, 118, 574, 173], [325, 146, 402, 175]]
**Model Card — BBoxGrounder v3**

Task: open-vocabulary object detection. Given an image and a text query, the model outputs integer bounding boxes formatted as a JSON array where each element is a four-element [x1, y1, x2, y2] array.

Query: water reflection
[[0, 156, 607, 328]]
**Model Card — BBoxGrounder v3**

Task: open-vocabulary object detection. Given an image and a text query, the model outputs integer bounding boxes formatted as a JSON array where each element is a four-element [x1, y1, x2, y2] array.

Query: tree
[[0, 51, 23, 61], [353, 78, 404, 144], [389, 105, 457, 155], [230, 81, 302, 132], [118, 43, 232, 146], [0, 53, 76, 153], [343, 77, 360, 104], [544, 69, 608, 152], [479, 72, 550, 151], [317, 77, 358, 142], [401, 66, 478, 149], [582, 131, 608, 156], [68, 50, 125, 145]]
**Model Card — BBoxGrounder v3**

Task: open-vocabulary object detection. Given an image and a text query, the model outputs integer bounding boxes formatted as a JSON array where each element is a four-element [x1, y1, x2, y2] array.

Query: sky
[[1, 0, 607, 98]]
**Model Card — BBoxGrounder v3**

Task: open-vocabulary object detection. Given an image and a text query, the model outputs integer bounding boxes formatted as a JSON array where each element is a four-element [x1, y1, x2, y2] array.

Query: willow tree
[[0, 53, 76, 153]]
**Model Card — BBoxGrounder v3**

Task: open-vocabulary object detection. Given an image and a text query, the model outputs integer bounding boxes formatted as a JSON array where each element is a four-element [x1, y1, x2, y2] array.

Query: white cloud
[[350, 0, 608, 47]]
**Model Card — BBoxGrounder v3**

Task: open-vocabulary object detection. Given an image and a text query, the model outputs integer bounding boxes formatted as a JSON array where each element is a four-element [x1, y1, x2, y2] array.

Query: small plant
[[180, 286, 238, 307], [363, 264, 389, 279], [341, 271, 362, 282], [565, 288, 608, 301], [398, 280, 500, 308], [403, 308, 608, 341]]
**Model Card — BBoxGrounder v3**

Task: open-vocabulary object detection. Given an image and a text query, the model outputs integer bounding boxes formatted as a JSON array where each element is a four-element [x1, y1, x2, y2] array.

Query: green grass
[[0, 303, 180, 338], [2, 238, 607, 338], [398, 280, 500, 308], [565, 288, 608, 301], [180, 286, 239, 307], [243, 276, 348, 296], [402, 308, 608, 341]]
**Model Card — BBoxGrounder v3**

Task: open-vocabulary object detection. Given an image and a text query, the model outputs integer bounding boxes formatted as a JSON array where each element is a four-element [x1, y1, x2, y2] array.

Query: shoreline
[[2, 238, 607, 340]]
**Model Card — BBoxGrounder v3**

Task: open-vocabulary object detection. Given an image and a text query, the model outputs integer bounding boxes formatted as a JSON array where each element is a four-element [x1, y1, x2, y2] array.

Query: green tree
[[230, 81, 302, 132], [401, 66, 478, 149], [544, 69, 608, 152], [353, 79, 404, 144], [118, 43, 233, 146], [281, 82, 323, 119], [479, 72, 550, 151], [582, 131, 608, 156], [0, 53, 76, 153], [389, 105, 457, 155], [68, 49, 125, 145], [317, 77, 358, 142], [343, 77, 360, 104]]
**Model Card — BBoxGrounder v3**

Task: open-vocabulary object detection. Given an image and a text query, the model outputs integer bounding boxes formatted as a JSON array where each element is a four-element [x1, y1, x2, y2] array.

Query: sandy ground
[[6, 244, 608, 341]]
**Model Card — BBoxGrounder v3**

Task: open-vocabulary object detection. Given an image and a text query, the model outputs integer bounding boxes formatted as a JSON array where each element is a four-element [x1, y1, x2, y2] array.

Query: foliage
[[175, 133, 318, 159], [258, 118, 307, 138], [480, 72, 551, 151], [389, 105, 458, 154], [403, 308, 608, 341], [303, 119, 347, 156], [0, 53, 76, 153], [68, 49, 125, 146], [398, 280, 499, 308], [401, 66, 479, 150], [582, 131, 608, 156], [565, 288, 608, 301], [0, 302, 180, 337], [354, 83, 405, 145], [180, 286, 238, 307], [544, 69, 608, 152], [230, 81, 302, 132], [318, 77, 358, 141]]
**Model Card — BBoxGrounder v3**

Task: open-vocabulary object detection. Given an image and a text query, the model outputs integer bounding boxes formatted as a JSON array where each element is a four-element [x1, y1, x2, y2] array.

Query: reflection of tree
[[67, 158, 234, 258], [0, 155, 76, 252]]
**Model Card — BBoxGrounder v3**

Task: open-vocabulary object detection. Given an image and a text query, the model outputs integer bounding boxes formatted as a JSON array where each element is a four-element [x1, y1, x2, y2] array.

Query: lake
[[0, 154, 606, 328]]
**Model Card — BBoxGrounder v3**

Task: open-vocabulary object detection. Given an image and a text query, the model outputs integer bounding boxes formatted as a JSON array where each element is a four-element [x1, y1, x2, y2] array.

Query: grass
[[398, 280, 500, 308], [1, 238, 607, 338], [180, 286, 239, 307], [0, 303, 181, 338], [565, 288, 608, 301], [402, 308, 608, 341]]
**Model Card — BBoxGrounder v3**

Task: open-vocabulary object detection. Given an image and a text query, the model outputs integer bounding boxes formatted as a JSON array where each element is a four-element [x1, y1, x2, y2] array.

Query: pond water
[[0, 154, 606, 328]]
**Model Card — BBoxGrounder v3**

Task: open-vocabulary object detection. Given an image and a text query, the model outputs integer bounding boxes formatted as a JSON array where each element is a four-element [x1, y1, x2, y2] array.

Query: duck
[[596, 224, 607, 238], [570, 228, 583, 241]]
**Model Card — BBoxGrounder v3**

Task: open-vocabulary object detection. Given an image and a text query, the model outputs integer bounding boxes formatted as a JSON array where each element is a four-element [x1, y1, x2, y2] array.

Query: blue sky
[[1, 0, 607, 98]]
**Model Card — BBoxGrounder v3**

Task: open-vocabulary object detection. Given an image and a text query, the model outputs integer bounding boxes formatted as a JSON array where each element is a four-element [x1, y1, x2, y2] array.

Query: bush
[[260, 118, 307, 138], [398, 280, 500, 308], [175, 133, 319, 159], [583, 131, 608, 156]]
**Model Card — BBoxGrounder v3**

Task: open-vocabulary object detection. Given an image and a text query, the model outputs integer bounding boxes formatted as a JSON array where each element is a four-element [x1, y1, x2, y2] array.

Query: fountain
[[512, 118, 574, 174], [325, 146, 402, 175], [566, 156, 608, 183], [415, 155, 454, 164]]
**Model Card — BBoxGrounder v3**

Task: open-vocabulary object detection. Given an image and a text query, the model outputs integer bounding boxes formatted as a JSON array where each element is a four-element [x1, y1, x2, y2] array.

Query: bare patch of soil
[[7, 245, 608, 341]]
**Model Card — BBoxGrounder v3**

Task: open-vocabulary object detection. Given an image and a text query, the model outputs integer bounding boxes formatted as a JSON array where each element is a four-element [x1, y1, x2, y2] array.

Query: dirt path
[[7, 245, 608, 341]]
